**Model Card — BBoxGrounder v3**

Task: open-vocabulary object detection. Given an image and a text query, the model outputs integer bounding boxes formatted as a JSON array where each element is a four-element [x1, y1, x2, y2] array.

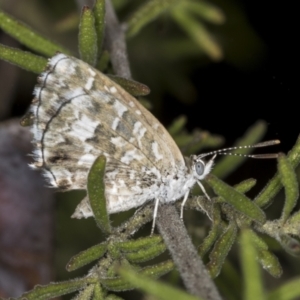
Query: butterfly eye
[[195, 161, 205, 176]]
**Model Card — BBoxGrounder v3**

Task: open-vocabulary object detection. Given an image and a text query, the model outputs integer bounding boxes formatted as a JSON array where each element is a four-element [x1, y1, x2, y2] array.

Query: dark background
[[1, 0, 298, 151], [161, 0, 298, 151], [0, 0, 299, 298]]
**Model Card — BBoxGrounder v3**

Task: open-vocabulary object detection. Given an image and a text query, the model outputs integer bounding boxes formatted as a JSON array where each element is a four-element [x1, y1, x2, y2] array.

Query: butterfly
[[29, 53, 279, 233]]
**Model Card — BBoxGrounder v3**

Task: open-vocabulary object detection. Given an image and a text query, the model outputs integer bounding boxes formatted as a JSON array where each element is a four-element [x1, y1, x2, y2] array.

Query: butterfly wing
[[30, 54, 186, 213]]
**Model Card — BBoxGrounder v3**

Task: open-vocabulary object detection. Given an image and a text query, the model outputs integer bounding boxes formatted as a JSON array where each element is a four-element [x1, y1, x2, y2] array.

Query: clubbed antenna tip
[[198, 139, 281, 159], [253, 139, 280, 148]]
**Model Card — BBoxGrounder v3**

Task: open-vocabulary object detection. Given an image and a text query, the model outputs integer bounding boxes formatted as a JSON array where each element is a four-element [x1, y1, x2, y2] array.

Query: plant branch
[[104, 0, 131, 79], [103, 1, 221, 298], [157, 205, 222, 300]]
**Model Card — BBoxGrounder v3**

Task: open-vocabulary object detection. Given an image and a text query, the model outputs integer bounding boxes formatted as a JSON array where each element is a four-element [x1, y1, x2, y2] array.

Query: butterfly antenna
[[198, 139, 280, 159]]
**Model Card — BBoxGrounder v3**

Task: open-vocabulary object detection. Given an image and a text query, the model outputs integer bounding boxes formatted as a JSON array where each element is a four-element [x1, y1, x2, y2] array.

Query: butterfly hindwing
[[30, 54, 186, 212]]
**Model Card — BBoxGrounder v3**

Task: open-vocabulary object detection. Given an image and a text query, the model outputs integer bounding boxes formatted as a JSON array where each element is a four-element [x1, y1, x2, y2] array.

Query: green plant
[[1, 1, 300, 299]]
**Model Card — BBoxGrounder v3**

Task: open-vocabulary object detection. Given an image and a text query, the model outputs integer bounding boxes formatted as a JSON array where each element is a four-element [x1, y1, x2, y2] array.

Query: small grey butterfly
[[29, 53, 279, 232]]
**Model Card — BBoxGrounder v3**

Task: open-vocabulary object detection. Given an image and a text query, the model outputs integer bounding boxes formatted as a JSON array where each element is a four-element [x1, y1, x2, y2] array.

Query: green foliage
[[19, 278, 97, 300], [255, 136, 300, 207], [1, 0, 300, 299], [66, 242, 108, 271], [87, 156, 111, 234], [168, 115, 224, 155], [101, 261, 174, 292], [207, 174, 266, 223], [267, 277, 300, 300], [93, 0, 106, 57], [0, 10, 71, 57], [0, 44, 47, 73], [207, 222, 237, 278], [118, 265, 202, 300], [79, 6, 98, 66], [171, 5, 222, 60], [107, 75, 151, 97], [278, 153, 299, 223], [126, 0, 224, 60], [126, 0, 180, 38], [240, 229, 265, 300]]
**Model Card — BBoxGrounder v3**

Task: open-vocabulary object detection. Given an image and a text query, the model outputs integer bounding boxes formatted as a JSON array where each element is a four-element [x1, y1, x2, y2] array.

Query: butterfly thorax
[[157, 164, 196, 203]]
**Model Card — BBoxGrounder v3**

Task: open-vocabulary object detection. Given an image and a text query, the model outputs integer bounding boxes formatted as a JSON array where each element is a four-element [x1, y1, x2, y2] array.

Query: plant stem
[[157, 205, 222, 299], [104, 0, 131, 79], [103, 1, 221, 298]]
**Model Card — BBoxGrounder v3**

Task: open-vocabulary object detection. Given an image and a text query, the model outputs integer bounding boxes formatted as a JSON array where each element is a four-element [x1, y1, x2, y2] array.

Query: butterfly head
[[190, 154, 216, 180], [187, 139, 280, 181]]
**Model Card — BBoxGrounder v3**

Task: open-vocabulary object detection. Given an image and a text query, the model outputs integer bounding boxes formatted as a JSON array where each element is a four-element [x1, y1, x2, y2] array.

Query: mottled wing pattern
[[30, 54, 186, 213]]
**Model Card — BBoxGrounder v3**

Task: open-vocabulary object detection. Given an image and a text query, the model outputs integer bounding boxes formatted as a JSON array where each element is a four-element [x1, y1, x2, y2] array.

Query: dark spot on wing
[[57, 179, 72, 189], [115, 120, 131, 138], [92, 101, 101, 113], [46, 107, 57, 117], [48, 151, 70, 164]]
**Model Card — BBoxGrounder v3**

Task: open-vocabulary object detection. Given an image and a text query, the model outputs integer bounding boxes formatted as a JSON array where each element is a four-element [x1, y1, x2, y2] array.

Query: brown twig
[[102, 1, 222, 298], [157, 205, 222, 300], [104, 0, 131, 79]]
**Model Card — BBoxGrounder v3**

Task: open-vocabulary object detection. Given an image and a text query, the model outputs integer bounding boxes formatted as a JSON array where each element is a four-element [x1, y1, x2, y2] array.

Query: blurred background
[[0, 0, 299, 298]]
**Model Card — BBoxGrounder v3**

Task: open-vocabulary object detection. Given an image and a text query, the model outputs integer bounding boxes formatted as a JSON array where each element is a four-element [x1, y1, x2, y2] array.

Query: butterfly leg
[[151, 198, 160, 236], [196, 180, 213, 221], [180, 190, 190, 219], [196, 180, 211, 201], [195, 197, 213, 221]]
